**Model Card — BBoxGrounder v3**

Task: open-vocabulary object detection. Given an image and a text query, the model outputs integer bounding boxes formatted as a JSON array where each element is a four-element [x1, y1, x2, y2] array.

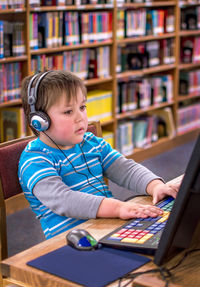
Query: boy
[[18, 70, 179, 239]]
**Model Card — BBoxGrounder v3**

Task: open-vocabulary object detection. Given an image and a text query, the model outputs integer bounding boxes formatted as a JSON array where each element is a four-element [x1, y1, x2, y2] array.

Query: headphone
[[27, 71, 52, 132]]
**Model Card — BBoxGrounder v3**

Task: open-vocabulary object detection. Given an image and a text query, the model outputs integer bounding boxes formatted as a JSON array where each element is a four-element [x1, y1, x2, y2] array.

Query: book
[[102, 130, 114, 148], [161, 38, 175, 65], [117, 121, 134, 155], [188, 69, 200, 94], [148, 107, 176, 139], [132, 117, 148, 148], [125, 9, 146, 37], [146, 41, 160, 67], [177, 103, 200, 134], [181, 8, 197, 30], [0, 62, 22, 103], [30, 13, 39, 50], [3, 21, 13, 57], [180, 37, 194, 64], [165, 8, 175, 33], [117, 10, 125, 39], [97, 46, 110, 78], [179, 71, 189, 95], [87, 48, 98, 79], [86, 90, 112, 123], [0, 107, 26, 142], [12, 22, 25, 56]]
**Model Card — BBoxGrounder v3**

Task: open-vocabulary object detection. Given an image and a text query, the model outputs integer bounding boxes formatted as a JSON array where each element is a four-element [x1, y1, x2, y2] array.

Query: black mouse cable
[[79, 143, 108, 198], [118, 248, 200, 287], [43, 131, 107, 197]]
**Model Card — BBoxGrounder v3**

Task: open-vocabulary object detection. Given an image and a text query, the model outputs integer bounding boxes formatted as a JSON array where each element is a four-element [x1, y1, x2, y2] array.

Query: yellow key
[[121, 238, 138, 243]]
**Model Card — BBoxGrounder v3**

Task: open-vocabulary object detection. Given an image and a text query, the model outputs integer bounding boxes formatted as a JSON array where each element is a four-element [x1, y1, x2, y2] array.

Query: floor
[[7, 139, 196, 257]]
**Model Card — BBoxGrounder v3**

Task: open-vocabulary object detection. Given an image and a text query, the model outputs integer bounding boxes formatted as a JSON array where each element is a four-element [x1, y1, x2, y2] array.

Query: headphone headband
[[28, 71, 51, 112]]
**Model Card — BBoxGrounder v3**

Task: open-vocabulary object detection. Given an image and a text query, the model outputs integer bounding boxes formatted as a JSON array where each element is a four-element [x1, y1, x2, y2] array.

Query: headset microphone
[[27, 71, 52, 132]]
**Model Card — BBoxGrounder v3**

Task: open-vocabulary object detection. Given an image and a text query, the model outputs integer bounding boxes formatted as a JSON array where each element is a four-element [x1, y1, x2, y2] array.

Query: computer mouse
[[66, 229, 100, 251]]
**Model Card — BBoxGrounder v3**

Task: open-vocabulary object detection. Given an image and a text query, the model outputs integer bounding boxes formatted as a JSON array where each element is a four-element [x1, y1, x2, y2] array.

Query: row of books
[[177, 102, 200, 134], [29, 0, 113, 6], [117, 74, 173, 114], [181, 36, 200, 64], [117, 8, 174, 39], [0, 62, 22, 103], [0, 21, 25, 58], [29, 0, 154, 6], [0, 107, 26, 143], [86, 90, 112, 123], [0, 0, 24, 8], [31, 46, 110, 79], [117, 39, 175, 72], [116, 107, 176, 155], [181, 7, 200, 30], [102, 130, 114, 148], [179, 69, 200, 95], [0, 95, 113, 144], [0, 98, 114, 148], [30, 11, 112, 49]]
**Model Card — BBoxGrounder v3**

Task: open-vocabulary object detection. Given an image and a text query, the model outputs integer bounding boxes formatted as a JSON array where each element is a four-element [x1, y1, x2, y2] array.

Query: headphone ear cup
[[30, 112, 51, 132]]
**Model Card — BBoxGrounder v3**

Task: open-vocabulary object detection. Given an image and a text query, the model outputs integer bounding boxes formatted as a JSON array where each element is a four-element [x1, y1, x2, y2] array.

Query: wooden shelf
[[118, 1, 176, 8], [0, 8, 25, 13], [117, 33, 175, 45], [100, 119, 114, 126], [179, 30, 200, 36], [179, 62, 200, 70], [31, 40, 113, 55], [179, 0, 200, 7], [116, 102, 174, 120], [84, 76, 113, 86], [178, 93, 200, 102], [0, 56, 27, 63], [128, 129, 200, 162], [30, 3, 114, 12], [0, 100, 22, 108], [117, 64, 175, 80]]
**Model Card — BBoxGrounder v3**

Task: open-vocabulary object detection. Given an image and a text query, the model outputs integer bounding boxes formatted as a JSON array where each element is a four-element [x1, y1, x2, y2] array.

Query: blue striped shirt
[[18, 132, 121, 238]]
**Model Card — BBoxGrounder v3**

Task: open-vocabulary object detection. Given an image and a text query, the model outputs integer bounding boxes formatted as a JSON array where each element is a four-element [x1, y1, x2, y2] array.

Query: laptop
[[99, 134, 200, 265]]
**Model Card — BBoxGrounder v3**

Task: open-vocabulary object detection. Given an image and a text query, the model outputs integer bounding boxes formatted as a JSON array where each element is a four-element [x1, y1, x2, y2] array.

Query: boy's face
[[42, 89, 88, 149]]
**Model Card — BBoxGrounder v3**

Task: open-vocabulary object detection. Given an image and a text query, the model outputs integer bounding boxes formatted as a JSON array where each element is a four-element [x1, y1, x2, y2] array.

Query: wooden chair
[[0, 121, 102, 287]]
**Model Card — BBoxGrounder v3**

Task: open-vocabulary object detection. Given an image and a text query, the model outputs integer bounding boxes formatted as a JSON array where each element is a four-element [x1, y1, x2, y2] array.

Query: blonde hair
[[21, 70, 87, 136]]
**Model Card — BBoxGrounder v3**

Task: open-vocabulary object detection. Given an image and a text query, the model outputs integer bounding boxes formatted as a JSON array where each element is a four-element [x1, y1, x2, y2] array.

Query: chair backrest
[[0, 121, 102, 260]]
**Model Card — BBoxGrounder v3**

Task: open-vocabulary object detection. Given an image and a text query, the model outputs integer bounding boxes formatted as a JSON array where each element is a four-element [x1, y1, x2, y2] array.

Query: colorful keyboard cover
[[99, 197, 174, 253]]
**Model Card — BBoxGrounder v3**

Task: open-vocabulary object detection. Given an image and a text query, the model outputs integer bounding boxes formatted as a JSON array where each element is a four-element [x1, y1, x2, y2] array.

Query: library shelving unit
[[0, 0, 200, 162]]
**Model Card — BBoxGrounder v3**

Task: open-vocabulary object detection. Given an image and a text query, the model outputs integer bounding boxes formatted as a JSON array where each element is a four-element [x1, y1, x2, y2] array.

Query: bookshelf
[[0, 0, 200, 162]]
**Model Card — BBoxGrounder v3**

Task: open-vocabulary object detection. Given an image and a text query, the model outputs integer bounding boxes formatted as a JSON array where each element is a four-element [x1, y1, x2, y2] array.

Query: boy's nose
[[75, 110, 84, 122]]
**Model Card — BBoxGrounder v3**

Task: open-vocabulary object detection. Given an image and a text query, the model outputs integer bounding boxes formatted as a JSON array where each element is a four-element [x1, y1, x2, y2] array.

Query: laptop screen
[[154, 134, 200, 265]]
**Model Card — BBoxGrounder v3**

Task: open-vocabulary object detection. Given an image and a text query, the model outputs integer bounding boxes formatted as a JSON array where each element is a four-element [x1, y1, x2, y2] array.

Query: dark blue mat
[[27, 245, 150, 287]]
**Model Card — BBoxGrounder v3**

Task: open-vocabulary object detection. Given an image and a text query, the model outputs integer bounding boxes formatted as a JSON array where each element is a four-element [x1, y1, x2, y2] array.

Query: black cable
[[118, 248, 200, 287], [79, 143, 108, 197], [168, 248, 200, 272], [43, 131, 108, 197], [118, 266, 171, 287]]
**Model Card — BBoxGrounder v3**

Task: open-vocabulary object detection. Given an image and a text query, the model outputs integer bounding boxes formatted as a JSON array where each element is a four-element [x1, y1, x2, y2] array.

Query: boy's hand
[[147, 180, 180, 205], [97, 198, 163, 219], [117, 201, 163, 219]]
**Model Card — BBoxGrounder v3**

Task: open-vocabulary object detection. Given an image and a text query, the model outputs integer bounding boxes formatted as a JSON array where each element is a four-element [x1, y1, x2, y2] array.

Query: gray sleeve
[[33, 176, 104, 219], [104, 155, 164, 195]]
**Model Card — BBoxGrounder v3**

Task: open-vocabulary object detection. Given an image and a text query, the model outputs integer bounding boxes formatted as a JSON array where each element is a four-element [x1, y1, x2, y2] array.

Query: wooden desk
[[1, 176, 200, 287]]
